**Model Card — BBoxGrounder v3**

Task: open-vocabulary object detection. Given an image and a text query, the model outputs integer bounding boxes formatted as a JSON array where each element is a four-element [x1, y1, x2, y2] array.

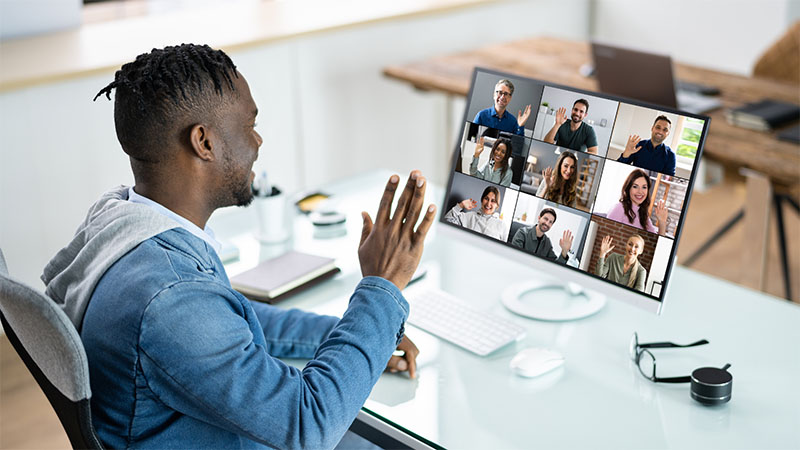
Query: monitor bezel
[[438, 66, 711, 314]]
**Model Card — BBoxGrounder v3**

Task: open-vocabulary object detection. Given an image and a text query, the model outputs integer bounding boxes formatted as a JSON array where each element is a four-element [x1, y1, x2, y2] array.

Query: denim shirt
[[82, 228, 408, 449]]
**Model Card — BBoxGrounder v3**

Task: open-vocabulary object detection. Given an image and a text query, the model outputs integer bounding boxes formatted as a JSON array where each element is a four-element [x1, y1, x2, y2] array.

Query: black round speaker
[[690, 366, 732, 405]]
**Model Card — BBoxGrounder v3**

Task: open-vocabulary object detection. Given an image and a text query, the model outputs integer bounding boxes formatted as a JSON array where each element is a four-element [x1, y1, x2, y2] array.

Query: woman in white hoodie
[[444, 185, 506, 240]]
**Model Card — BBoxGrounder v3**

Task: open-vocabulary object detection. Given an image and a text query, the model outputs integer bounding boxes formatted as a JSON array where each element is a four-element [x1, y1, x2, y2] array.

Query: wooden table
[[383, 36, 800, 297]]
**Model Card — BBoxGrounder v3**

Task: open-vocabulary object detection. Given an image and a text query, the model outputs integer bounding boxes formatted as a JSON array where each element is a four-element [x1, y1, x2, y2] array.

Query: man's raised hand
[[623, 134, 642, 158], [358, 171, 436, 290]]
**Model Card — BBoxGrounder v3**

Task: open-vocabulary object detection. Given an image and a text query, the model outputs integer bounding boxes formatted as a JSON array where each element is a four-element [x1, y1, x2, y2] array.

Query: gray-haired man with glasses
[[473, 79, 531, 136]]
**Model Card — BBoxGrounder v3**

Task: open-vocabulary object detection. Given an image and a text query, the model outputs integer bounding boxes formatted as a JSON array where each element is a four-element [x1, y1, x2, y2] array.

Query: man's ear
[[188, 124, 215, 162]]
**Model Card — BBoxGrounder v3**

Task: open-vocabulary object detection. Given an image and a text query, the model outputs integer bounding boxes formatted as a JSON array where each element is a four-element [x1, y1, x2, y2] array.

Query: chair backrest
[[0, 249, 104, 449], [753, 20, 800, 84]]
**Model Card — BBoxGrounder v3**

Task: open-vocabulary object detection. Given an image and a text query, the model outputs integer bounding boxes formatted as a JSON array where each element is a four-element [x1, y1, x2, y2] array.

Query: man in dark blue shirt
[[473, 79, 531, 135], [617, 115, 676, 176]]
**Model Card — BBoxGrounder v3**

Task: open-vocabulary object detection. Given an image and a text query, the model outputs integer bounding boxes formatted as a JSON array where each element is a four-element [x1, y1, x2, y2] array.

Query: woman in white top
[[444, 185, 506, 240]]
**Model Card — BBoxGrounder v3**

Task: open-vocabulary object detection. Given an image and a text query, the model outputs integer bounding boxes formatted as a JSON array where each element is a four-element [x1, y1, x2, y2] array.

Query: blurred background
[[1, 1, 798, 447], [0, 0, 797, 304]]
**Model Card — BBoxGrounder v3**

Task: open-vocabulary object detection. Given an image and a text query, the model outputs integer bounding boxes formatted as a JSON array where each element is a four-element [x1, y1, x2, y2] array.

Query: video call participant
[[595, 235, 648, 292], [537, 151, 579, 208], [41, 44, 430, 449], [606, 169, 668, 236], [473, 79, 531, 136], [617, 115, 676, 176], [445, 185, 506, 240], [543, 99, 599, 154], [510, 208, 574, 263], [469, 136, 513, 186]]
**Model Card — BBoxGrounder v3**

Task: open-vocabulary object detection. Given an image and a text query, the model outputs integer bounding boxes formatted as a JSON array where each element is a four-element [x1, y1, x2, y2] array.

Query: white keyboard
[[405, 288, 526, 356]]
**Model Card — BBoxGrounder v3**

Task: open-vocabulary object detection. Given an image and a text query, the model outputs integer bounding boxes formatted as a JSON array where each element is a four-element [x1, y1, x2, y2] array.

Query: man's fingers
[[406, 353, 417, 379], [402, 176, 427, 235], [414, 204, 437, 244], [376, 175, 400, 225], [386, 355, 408, 373], [359, 212, 373, 247], [391, 171, 420, 231]]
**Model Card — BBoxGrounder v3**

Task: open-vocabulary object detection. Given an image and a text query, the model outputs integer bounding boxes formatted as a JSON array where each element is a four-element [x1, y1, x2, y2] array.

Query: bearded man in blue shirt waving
[[41, 43, 433, 449], [617, 115, 677, 176]]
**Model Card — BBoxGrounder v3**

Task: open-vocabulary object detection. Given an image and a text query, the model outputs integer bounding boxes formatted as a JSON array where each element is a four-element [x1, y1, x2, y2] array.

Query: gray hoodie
[[41, 186, 178, 330]]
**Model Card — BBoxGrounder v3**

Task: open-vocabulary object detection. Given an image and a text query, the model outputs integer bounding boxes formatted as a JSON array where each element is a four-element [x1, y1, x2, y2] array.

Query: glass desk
[[213, 170, 800, 449]]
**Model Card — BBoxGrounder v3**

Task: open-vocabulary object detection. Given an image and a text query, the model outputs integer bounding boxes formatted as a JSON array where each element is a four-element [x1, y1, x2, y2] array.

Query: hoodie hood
[[42, 186, 179, 331]]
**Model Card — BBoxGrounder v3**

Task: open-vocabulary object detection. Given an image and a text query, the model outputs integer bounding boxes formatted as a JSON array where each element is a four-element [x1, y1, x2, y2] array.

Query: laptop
[[591, 42, 722, 114]]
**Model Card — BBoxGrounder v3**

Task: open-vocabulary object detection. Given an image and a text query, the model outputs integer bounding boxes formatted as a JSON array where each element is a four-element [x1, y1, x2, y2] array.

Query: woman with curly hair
[[468, 136, 513, 186]]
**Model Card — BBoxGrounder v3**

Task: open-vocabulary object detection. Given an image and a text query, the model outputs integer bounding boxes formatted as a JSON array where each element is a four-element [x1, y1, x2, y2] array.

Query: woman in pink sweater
[[606, 169, 667, 236]]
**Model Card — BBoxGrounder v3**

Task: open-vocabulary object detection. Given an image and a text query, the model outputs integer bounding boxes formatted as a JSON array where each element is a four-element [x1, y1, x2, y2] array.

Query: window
[[675, 117, 704, 161]]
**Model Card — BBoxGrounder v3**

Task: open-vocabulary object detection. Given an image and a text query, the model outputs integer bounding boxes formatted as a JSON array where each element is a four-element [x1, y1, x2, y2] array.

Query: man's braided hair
[[94, 44, 238, 164]]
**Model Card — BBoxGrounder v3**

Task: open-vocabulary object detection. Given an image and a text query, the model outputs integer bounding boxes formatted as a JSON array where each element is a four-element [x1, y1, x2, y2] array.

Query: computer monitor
[[440, 67, 709, 318]]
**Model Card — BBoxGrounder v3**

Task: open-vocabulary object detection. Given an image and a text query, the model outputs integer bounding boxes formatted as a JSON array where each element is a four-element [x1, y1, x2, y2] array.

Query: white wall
[[591, 0, 796, 75], [0, 0, 82, 39], [0, 0, 591, 288]]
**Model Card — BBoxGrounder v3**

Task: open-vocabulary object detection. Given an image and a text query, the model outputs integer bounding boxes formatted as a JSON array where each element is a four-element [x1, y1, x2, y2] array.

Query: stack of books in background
[[726, 98, 800, 143]]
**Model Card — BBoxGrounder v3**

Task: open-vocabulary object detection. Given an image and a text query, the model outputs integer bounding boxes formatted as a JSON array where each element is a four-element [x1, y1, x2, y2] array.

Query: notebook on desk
[[230, 251, 340, 303], [591, 42, 722, 114]]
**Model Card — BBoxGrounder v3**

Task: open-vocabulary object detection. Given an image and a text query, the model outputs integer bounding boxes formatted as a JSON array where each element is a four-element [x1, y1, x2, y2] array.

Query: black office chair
[[0, 249, 104, 449]]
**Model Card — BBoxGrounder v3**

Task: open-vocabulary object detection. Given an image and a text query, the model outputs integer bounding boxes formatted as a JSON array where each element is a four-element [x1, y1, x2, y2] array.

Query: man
[[543, 99, 598, 154], [473, 79, 531, 136], [41, 44, 434, 449], [617, 115, 676, 176], [510, 208, 574, 263], [444, 185, 506, 240]]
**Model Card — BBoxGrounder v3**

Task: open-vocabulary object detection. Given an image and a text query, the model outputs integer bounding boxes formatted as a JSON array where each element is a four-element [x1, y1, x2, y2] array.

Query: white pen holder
[[253, 188, 290, 244]]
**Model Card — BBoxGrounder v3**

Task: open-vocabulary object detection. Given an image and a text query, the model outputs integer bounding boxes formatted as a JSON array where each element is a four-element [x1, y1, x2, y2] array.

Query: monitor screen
[[439, 67, 709, 313]]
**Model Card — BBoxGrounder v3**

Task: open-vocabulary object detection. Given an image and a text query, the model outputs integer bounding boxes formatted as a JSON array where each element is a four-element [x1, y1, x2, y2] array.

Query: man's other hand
[[386, 335, 420, 379], [358, 171, 436, 290]]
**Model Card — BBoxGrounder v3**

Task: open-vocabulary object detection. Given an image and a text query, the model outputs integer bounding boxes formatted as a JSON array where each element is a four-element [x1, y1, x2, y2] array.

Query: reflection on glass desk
[[213, 170, 800, 449]]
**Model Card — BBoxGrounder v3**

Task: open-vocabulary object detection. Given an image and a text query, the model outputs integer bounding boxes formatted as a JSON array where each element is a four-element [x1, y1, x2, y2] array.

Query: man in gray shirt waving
[[543, 99, 598, 154], [510, 208, 574, 263]]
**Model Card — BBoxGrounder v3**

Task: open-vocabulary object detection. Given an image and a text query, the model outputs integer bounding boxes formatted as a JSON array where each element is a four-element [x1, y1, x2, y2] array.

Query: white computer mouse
[[509, 348, 565, 378]]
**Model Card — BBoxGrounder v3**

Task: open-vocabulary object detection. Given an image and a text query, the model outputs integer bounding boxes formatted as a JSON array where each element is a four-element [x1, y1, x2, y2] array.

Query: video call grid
[[443, 72, 708, 299]]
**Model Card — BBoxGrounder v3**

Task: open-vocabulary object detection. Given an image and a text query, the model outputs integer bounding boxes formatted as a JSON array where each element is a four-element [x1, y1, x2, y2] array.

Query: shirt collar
[[127, 187, 222, 254], [531, 224, 543, 240], [491, 107, 506, 119], [646, 139, 665, 150]]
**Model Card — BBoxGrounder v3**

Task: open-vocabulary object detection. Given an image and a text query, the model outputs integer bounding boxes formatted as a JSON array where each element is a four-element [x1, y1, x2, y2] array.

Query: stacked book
[[725, 99, 800, 131], [231, 251, 339, 304]]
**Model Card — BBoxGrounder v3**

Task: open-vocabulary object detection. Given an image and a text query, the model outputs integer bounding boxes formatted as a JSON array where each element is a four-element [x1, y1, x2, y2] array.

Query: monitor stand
[[501, 280, 606, 321]]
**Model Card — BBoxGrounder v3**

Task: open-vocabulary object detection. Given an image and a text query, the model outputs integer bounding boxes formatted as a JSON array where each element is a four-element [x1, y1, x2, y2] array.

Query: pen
[[255, 171, 272, 197]]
